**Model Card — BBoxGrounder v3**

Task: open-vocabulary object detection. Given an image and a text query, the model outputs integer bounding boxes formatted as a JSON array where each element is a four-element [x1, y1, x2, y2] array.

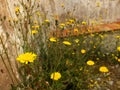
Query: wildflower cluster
[[2, 0, 119, 90]]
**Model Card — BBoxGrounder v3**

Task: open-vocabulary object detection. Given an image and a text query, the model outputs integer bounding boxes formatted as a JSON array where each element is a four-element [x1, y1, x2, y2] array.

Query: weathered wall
[[40, 0, 120, 23], [0, 0, 20, 89], [5, 0, 120, 23]]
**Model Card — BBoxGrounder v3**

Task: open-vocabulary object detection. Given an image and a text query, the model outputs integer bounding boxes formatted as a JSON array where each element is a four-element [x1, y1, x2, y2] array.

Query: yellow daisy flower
[[16, 52, 37, 64], [35, 25, 40, 29], [63, 41, 71, 45], [81, 49, 86, 54], [99, 66, 109, 73], [116, 36, 120, 39], [69, 19, 75, 23], [15, 6, 20, 12], [118, 58, 120, 62], [61, 3, 64, 7], [96, 2, 101, 7], [117, 46, 120, 51], [50, 72, 61, 80], [34, 20, 38, 24], [82, 21, 87, 25], [87, 60, 95, 66], [49, 37, 57, 42], [74, 28, 79, 33], [45, 19, 50, 23], [60, 23, 65, 28], [32, 30, 38, 34], [66, 22, 70, 25]]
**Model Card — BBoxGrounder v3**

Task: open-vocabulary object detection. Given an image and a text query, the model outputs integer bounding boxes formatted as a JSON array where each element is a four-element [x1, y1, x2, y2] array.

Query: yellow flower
[[66, 22, 70, 25], [45, 19, 49, 23], [81, 49, 86, 54], [50, 72, 61, 80], [36, 11, 40, 16], [116, 36, 120, 39], [93, 45, 96, 48], [99, 34, 104, 39], [89, 84, 94, 88], [34, 20, 38, 24], [74, 39, 79, 43], [99, 66, 109, 73], [118, 59, 120, 62], [82, 21, 87, 25], [15, 6, 20, 12], [60, 23, 65, 26], [49, 37, 57, 42], [87, 29, 91, 32], [115, 56, 118, 60], [96, 2, 101, 7], [16, 52, 37, 64], [35, 25, 40, 29], [61, 3, 64, 7], [60, 23, 65, 28], [32, 30, 38, 34], [69, 19, 75, 23], [87, 60, 95, 66], [63, 41, 71, 45], [74, 28, 79, 33], [117, 46, 120, 51], [32, 26, 35, 28], [32, 25, 40, 29]]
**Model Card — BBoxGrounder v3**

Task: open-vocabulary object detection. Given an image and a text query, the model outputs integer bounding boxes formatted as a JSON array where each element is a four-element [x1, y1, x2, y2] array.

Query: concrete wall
[[3, 0, 120, 24], [40, 0, 120, 23]]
